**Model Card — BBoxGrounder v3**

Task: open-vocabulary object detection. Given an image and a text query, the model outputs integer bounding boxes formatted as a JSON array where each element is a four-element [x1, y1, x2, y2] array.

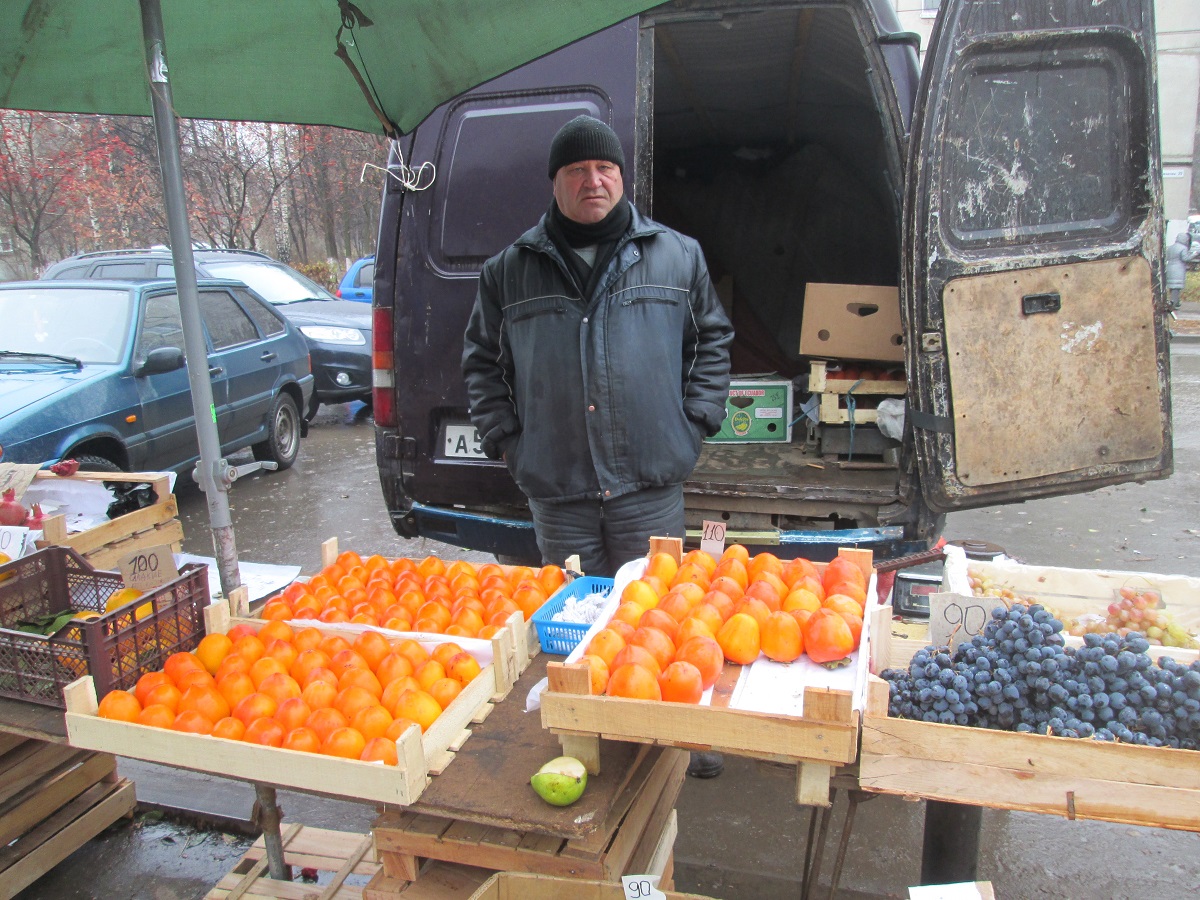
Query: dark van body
[[373, 0, 1171, 564]]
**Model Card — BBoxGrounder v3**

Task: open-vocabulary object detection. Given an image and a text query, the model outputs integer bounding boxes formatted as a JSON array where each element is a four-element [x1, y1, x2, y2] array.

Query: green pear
[[530, 755, 588, 806]]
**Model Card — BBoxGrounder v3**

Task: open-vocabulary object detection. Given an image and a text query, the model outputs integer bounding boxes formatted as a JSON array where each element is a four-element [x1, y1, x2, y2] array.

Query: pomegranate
[[0, 489, 27, 526]]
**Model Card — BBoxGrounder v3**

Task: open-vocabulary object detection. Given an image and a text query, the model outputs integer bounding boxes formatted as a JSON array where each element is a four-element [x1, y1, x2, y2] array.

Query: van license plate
[[442, 424, 488, 459]]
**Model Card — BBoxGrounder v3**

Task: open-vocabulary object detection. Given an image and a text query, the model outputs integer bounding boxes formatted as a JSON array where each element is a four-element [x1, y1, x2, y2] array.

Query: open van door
[[905, 0, 1171, 514]]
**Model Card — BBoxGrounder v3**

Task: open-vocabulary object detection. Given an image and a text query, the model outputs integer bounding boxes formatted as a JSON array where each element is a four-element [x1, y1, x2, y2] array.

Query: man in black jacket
[[462, 115, 733, 578]]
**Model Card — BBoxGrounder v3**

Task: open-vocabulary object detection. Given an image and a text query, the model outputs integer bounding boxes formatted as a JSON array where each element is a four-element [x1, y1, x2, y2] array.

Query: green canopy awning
[[1, 0, 660, 135]]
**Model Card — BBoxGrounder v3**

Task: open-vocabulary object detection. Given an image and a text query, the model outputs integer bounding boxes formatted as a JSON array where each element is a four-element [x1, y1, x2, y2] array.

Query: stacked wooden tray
[[806, 360, 905, 426], [0, 736, 135, 900]]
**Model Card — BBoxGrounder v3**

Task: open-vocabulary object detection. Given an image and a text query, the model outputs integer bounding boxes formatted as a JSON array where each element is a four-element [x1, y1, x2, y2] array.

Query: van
[[373, 0, 1171, 563]]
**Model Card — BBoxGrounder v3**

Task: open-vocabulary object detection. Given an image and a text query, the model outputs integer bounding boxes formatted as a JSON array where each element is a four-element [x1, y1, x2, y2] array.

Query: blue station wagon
[[0, 280, 314, 475]]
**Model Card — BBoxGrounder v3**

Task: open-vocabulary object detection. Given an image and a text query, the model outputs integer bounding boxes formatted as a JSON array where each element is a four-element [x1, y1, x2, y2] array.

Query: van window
[[432, 99, 610, 271], [942, 41, 1144, 249]]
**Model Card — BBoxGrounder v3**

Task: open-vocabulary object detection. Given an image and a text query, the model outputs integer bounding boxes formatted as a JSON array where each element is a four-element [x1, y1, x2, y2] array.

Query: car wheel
[[252, 393, 301, 471], [74, 454, 125, 473]]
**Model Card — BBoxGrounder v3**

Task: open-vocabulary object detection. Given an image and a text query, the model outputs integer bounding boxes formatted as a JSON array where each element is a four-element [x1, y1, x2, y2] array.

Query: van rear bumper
[[405, 502, 933, 563]]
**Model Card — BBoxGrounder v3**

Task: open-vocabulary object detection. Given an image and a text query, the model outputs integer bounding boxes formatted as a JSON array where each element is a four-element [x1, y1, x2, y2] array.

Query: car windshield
[[0, 287, 132, 364], [205, 261, 336, 304]]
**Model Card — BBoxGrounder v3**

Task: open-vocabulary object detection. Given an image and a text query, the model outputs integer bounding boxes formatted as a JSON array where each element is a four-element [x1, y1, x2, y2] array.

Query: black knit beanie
[[547, 115, 625, 178]]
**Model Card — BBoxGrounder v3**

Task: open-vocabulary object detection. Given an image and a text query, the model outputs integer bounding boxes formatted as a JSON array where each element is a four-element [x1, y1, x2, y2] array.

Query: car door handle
[[209, 366, 224, 376], [260, 351, 277, 362]]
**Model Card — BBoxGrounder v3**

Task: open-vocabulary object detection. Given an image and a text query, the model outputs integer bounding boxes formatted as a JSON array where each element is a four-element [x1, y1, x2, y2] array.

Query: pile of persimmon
[[256, 551, 566, 637], [576, 546, 867, 703], [95, 621, 485, 766]]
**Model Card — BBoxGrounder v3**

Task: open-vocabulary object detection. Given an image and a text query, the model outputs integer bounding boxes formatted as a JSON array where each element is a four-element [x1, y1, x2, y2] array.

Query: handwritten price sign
[[117, 544, 179, 592], [929, 591, 990, 651], [0, 526, 32, 560], [622, 875, 666, 900], [699, 519, 727, 558]]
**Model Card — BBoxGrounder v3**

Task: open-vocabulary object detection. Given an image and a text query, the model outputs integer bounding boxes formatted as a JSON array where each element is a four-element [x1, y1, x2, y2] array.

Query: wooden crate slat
[[858, 750, 1200, 831], [0, 779, 135, 900], [0, 743, 84, 808], [862, 711, 1200, 792], [0, 751, 115, 847], [597, 750, 687, 879], [206, 826, 380, 900], [541, 692, 857, 763]]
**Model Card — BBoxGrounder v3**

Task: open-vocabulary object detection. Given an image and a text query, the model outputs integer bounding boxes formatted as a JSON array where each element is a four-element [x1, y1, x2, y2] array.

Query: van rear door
[[906, 0, 1170, 514]]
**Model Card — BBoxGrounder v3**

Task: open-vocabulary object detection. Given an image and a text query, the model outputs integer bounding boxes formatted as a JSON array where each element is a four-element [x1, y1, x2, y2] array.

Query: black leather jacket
[[462, 204, 733, 503]]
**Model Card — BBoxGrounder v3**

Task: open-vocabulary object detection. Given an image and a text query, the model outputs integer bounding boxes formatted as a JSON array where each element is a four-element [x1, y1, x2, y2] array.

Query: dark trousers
[[527, 485, 686, 577]]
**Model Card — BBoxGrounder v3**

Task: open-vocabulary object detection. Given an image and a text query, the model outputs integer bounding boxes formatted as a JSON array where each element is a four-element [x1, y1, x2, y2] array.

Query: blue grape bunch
[[882, 601, 1200, 748]]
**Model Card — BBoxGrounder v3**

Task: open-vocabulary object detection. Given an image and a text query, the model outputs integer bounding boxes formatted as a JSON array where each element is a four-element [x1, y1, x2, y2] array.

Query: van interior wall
[[648, 5, 900, 379]]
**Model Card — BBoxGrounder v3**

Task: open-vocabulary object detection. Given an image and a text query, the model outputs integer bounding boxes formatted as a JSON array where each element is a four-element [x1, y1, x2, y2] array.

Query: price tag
[[117, 544, 179, 592], [621, 875, 666, 900], [699, 519, 727, 558], [0, 463, 39, 501], [0, 526, 32, 560], [929, 591, 990, 651]]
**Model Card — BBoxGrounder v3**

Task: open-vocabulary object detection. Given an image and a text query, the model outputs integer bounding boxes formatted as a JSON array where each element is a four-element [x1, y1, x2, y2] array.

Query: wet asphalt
[[16, 336, 1200, 900]]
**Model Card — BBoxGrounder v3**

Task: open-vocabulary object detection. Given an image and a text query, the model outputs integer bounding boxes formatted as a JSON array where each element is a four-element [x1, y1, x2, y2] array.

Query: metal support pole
[[252, 784, 291, 882], [920, 800, 982, 885], [137, 0, 241, 598]]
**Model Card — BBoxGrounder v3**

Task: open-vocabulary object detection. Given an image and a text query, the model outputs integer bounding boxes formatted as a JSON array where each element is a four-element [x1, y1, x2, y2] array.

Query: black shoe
[[686, 751, 724, 778]]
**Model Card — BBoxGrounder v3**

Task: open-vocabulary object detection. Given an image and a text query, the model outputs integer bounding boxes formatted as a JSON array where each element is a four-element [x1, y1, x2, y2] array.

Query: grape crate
[[858, 598, 1200, 831]]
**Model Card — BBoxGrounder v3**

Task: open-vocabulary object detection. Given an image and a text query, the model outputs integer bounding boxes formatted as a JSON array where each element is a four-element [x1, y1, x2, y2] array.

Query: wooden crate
[[857, 600, 1200, 831], [807, 361, 905, 426], [366, 791, 683, 899], [467, 866, 713, 900], [540, 549, 874, 807], [0, 736, 135, 900], [205, 825, 380, 900], [34, 471, 184, 571], [62, 601, 533, 807], [942, 548, 1200, 665], [371, 748, 686, 887]]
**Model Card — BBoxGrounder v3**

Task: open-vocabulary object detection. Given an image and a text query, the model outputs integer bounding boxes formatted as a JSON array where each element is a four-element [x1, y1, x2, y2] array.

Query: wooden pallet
[[807, 360, 904, 426], [370, 747, 686, 890], [63, 600, 533, 807], [0, 737, 135, 900], [365, 803, 682, 900], [35, 471, 184, 570], [205, 825, 380, 900]]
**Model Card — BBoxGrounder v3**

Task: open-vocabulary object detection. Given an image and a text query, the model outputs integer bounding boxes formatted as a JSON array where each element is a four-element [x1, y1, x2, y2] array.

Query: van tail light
[[372, 306, 396, 427]]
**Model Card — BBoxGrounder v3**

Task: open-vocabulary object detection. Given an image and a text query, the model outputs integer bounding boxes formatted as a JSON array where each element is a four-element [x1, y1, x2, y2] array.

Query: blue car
[[336, 255, 374, 302], [0, 280, 314, 475]]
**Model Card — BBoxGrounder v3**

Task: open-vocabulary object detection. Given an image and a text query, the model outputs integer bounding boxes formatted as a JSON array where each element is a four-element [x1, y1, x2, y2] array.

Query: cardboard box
[[707, 379, 793, 443], [799, 283, 904, 363]]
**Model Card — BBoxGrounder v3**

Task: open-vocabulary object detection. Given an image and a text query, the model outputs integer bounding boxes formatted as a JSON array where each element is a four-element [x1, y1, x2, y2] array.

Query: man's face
[[553, 159, 624, 224]]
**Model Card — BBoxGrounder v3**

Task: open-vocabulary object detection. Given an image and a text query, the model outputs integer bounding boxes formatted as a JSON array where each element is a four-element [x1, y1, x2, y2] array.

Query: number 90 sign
[[930, 592, 989, 650], [621, 875, 666, 900]]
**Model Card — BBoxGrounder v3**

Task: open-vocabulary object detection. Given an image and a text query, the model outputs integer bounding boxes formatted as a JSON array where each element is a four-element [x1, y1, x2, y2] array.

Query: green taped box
[[707, 379, 793, 443]]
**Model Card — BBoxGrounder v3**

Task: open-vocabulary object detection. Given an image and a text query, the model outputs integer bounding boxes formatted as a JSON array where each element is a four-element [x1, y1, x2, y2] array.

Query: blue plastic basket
[[531, 576, 615, 654]]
